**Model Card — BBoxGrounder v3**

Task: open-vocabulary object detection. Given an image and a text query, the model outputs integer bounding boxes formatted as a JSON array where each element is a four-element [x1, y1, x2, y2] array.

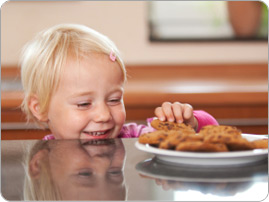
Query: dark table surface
[[1, 138, 268, 201]]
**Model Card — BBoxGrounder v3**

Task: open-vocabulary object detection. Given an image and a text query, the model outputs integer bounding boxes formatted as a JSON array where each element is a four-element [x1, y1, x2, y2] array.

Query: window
[[148, 1, 268, 41]]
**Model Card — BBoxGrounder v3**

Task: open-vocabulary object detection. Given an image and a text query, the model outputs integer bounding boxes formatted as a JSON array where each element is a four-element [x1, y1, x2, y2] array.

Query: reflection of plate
[[136, 158, 268, 183], [135, 134, 268, 166]]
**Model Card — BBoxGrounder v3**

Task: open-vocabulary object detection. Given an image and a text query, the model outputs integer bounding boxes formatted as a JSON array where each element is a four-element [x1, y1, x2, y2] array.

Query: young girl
[[20, 24, 218, 140]]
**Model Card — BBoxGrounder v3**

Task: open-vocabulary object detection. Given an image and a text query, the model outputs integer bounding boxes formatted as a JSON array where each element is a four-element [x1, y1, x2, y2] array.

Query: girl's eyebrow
[[69, 91, 94, 99], [109, 87, 124, 95], [69, 87, 124, 98]]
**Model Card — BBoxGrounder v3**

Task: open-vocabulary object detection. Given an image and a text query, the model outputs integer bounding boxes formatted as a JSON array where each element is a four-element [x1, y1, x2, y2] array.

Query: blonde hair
[[20, 24, 126, 125], [23, 140, 62, 200]]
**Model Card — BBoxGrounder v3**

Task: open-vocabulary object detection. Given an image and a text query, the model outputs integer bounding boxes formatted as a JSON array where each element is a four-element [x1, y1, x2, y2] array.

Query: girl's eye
[[108, 98, 121, 104], [78, 170, 93, 177], [110, 99, 120, 102], [108, 170, 122, 176], [77, 102, 91, 108]]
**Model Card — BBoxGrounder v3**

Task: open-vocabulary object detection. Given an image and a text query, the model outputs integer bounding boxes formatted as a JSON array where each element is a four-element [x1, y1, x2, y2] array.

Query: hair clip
[[109, 51, 116, 62]]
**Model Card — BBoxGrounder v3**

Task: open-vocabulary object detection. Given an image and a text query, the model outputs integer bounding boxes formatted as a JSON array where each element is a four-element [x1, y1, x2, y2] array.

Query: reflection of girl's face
[[47, 139, 126, 200]]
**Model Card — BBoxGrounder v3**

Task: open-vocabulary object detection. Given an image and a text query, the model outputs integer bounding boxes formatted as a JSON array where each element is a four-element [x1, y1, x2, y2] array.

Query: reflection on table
[[1, 138, 268, 201], [136, 157, 267, 196]]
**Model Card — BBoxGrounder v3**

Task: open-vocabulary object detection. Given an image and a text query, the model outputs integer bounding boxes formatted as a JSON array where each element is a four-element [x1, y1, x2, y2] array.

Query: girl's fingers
[[172, 103, 195, 126], [171, 102, 183, 123], [154, 107, 166, 121], [155, 102, 196, 126], [182, 104, 197, 129], [155, 102, 198, 130], [161, 102, 175, 122], [182, 104, 193, 121]]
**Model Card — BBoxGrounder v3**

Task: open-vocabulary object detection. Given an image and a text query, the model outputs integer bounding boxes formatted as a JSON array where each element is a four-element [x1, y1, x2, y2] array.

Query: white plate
[[135, 134, 268, 166]]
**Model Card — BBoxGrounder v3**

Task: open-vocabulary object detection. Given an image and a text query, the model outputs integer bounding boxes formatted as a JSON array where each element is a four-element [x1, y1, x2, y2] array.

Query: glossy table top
[[1, 138, 268, 201]]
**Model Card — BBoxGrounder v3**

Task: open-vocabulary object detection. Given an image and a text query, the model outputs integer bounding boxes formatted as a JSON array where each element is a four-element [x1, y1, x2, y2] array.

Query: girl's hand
[[154, 102, 198, 131]]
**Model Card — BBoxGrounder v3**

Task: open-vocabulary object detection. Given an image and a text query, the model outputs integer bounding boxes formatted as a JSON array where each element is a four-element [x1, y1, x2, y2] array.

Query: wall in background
[[1, 1, 268, 66]]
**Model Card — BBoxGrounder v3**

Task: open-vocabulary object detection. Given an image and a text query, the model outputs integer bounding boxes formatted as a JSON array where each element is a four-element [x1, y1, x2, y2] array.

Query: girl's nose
[[92, 103, 112, 123]]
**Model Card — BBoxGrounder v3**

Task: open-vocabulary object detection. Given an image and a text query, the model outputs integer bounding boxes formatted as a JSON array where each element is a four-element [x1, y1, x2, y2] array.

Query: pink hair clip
[[109, 51, 116, 62]]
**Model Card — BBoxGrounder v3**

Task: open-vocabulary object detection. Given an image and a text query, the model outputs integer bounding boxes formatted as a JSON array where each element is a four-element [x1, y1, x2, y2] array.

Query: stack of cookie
[[138, 119, 268, 152]]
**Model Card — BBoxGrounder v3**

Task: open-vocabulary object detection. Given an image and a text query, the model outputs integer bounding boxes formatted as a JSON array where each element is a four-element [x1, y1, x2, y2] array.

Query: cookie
[[199, 125, 242, 137], [139, 122, 259, 153], [251, 139, 268, 149], [226, 137, 254, 151], [199, 125, 255, 151], [159, 132, 202, 150], [203, 133, 241, 144], [150, 119, 195, 132], [175, 141, 228, 152], [138, 130, 169, 145]]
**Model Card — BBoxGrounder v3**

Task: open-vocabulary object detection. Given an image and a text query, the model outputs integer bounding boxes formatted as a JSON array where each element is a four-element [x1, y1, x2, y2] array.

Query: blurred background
[[1, 1, 268, 139]]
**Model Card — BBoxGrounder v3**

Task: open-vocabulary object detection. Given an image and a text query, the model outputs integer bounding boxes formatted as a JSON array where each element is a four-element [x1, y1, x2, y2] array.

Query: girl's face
[[45, 53, 126, 139]]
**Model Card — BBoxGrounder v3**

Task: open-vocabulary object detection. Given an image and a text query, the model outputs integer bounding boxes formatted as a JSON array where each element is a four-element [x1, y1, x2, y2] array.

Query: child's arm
[[193, 110, 219, 132], [154, 102, 218, 132]]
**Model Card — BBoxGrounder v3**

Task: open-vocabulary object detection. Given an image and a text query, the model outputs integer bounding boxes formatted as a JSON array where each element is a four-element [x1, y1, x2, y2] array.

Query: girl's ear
[[28, 95, 48, 122], [29, 149, 49, 179]]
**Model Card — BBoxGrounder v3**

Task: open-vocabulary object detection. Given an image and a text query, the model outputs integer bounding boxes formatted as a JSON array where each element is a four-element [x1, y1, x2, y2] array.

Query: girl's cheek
[[115, 107, 126, 124], [120, 106, 127, 120], [72, 110, 90, 121]]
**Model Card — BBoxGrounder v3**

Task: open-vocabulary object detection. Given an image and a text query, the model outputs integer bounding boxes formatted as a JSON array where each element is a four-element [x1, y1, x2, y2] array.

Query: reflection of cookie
[[159, 132, 202, 150], [251, 139, 268, 149], [151, 119, 194, 132], [176, 141, 228, 152], [138, 130, 169, 145]]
